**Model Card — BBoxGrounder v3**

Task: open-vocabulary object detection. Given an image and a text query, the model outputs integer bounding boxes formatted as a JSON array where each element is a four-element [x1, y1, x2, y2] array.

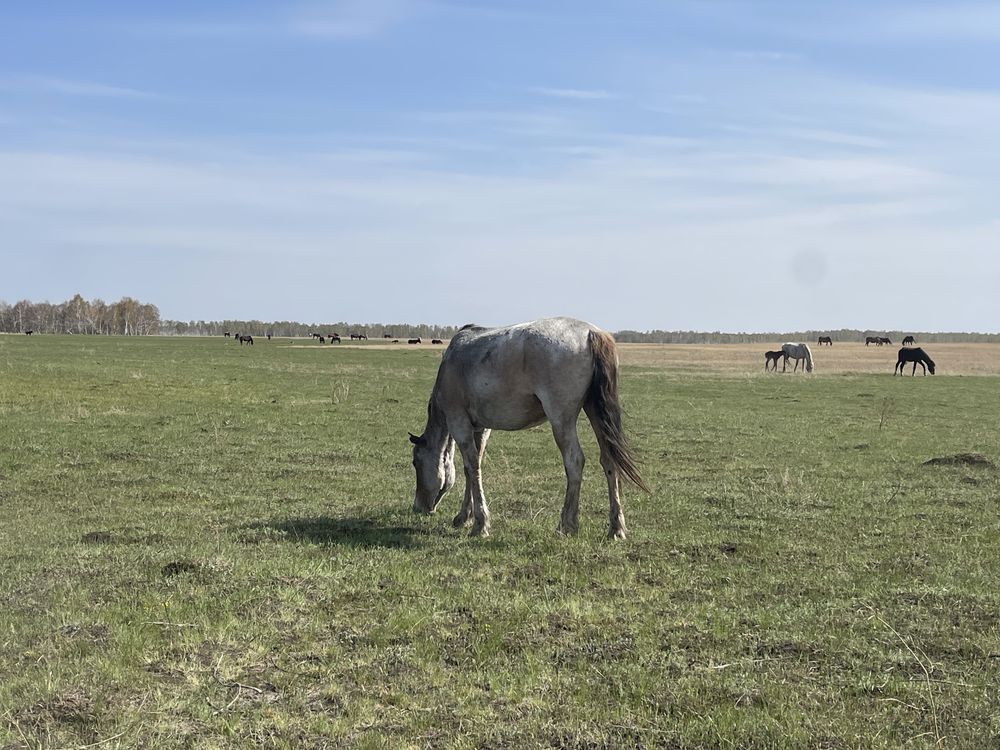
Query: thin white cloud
[[873, 3, 1000, 42], [290, 0, 417, 38], [731, 50, 801, 62], [528, 87, 616, 101], [0, 74, 161, 100], [720, 125, 887, 150]]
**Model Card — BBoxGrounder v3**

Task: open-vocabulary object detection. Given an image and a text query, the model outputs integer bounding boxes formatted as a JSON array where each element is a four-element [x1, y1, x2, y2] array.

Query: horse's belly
[[469, 392, 547, 431]]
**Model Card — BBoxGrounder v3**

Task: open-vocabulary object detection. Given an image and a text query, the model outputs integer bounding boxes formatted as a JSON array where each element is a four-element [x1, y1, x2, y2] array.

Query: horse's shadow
[[239, 516, 428, 549]]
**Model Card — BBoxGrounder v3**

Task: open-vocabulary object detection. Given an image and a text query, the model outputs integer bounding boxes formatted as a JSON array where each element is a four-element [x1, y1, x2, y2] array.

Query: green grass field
[[1, 334, 998, 748]]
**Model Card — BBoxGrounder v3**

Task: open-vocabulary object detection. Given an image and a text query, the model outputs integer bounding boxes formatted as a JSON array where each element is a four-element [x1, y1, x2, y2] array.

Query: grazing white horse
[[781, 342, 814, 373], [409, 317, 648, 539]]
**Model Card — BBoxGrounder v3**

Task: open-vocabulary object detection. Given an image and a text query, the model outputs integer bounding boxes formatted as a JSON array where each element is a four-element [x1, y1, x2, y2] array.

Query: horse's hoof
[[608, 527, 627, 541], [452, 513, 472, 529], [469, 526, 490, 538]]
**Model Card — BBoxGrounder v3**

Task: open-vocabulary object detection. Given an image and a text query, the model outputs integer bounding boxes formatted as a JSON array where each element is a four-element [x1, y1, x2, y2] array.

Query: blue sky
[[1, 1, 998, 331]]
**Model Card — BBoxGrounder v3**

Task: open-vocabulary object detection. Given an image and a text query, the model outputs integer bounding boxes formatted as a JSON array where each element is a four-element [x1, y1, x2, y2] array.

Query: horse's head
[[927, 359, 936, 374], [409, 432, 456, 514]]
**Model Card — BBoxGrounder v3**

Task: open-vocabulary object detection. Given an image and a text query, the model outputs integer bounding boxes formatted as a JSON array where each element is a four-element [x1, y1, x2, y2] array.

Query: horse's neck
[[422, 391, 450, 448]]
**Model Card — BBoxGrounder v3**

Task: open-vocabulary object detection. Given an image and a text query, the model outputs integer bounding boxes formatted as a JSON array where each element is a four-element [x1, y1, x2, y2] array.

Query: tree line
[[0, 295, 160, 335], [3, 295, 997, 343], [161, 319, 462, 339]]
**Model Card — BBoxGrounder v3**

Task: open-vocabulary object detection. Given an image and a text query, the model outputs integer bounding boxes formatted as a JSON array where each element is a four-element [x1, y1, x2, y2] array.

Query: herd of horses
[[765, 335, 935, 375], [222, 331, 445, 345], [21, 326, 939, 379], [865, 336, 894, 346]]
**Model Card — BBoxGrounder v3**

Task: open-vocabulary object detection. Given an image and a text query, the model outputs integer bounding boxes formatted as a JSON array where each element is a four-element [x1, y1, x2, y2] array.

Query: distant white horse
[[409, 317, 649, 539], [781, 342, 814, 373]]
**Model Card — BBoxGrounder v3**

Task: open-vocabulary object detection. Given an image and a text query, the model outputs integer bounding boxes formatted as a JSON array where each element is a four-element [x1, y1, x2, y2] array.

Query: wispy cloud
[[0, 74, 161, 100], [731, 50, 801, 62], [528, 87, 616, 101], [290, 0, 417, 38], [871, 3, 1000, 42]]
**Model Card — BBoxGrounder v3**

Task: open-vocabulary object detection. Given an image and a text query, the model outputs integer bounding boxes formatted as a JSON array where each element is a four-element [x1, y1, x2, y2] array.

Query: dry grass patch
[[619, 342, 1000, 376]]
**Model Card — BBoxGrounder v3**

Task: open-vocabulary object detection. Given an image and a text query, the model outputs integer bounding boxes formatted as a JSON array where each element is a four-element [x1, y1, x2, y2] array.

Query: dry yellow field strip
[[618, 342, 1000, 375]]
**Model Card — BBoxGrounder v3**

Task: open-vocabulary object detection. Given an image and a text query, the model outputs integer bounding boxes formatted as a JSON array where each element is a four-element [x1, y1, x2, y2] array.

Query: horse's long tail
[[586, 330, 650, 493], [803, 343, 814, 372]]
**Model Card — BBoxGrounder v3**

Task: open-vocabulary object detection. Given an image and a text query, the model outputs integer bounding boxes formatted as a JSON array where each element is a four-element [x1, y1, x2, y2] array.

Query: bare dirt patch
[[923, 452, 993, 467]]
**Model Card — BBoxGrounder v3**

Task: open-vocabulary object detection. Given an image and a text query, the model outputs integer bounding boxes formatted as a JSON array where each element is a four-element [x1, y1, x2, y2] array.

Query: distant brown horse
[[895, 347, 935, 376], [764, 350, 784, 371]]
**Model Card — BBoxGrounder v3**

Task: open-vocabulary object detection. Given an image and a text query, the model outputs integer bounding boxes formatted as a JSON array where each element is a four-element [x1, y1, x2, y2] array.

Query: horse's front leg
[[452, 429, 490, 528], [452, 423, 491, 537]]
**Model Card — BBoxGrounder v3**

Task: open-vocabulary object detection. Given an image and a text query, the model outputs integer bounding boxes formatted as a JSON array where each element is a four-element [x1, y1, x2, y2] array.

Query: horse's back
[[439, 318, 600, 429]]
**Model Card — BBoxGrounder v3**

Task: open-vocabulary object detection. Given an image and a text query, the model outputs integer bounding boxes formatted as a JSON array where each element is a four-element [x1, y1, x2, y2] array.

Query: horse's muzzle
[[413, 487, 446, 515]]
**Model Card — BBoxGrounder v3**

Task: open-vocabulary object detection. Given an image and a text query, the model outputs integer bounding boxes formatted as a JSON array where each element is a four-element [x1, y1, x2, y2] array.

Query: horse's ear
[[408, 432, 423, 445]]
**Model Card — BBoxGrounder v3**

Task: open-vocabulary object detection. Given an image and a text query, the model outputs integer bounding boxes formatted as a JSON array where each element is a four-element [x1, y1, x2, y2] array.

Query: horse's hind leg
[[584, 403, 627, 540], [453, 429, 490, 528], [547, 410, 585, 536]]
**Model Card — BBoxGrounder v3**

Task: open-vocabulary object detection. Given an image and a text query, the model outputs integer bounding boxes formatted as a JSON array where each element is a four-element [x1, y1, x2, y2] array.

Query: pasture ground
[[1, 335, 998, 748]]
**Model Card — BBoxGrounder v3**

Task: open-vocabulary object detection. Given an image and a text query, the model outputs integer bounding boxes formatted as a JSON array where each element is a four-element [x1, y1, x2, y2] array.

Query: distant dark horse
[[895, 347, 935, 376], [817, 336, 833, 346], [383, 333, 393, 339], [318, 336, 326, 343], [865, 336, 878, 346], [238, 334, 254, 346], [408, 338, 422, 345], [902, 335, 915, 346], [267, 334, 271, 340], [764, 350, 784, 371], [223, 332, 231, 337], [330, 334, 341, 343], [431, 339, 444, 345], [879, 337, 892, 346], [25, 330, 33, 336]]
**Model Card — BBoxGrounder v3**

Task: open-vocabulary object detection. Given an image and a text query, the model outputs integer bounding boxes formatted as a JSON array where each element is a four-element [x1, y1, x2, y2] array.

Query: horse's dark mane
[[460, 323, 485, 331]]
